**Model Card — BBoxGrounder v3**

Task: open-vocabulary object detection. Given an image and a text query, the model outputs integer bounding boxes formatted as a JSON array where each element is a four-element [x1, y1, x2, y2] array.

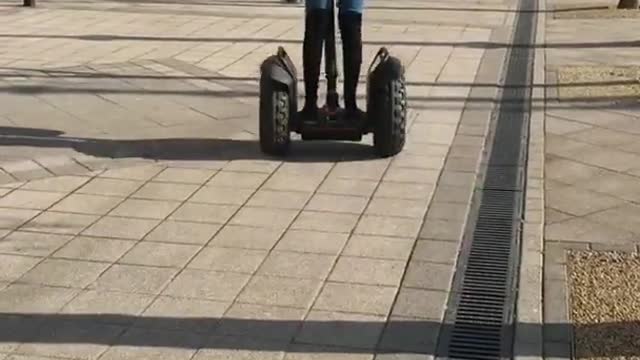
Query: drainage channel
[[435, 0, 537, 358]]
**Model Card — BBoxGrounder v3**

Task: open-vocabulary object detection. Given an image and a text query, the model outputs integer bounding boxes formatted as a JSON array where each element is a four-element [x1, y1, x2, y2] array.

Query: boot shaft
[[339, 12, 363, 110]]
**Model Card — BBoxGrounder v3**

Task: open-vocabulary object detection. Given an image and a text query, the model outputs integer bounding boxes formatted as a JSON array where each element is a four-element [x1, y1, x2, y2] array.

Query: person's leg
[[301, 0, 330, 118], [338, 0, 364, 116]]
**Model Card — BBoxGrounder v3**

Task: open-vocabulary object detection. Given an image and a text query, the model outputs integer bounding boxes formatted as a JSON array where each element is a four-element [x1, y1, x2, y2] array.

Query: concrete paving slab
[[0, 0, 518, 358]]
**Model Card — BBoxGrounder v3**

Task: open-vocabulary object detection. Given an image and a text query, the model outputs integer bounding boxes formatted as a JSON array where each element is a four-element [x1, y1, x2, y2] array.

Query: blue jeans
[[305, 0, 363, 14]]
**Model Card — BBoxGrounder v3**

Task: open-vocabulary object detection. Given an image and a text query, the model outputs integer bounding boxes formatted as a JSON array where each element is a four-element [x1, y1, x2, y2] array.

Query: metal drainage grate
[[436, 0, 537, 358]]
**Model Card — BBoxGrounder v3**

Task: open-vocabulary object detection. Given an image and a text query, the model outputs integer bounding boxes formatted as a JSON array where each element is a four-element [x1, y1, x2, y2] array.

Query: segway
[[258, 0, 407, 157]]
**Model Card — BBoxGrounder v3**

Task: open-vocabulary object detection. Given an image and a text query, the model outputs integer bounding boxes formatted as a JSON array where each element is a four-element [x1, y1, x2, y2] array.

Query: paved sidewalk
[[540, 0, 640, 358], [0, 0, 516, 359]]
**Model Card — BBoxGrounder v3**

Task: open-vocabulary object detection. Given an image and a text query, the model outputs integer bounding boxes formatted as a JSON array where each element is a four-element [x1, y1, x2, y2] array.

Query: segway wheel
[[259, 89, 291, 156], [372, 76, 407, 157]]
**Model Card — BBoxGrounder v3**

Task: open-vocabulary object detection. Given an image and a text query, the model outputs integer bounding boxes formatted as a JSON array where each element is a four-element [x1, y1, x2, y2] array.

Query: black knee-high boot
[[300, 9, 330, 118], [339, 11, 364, 117]]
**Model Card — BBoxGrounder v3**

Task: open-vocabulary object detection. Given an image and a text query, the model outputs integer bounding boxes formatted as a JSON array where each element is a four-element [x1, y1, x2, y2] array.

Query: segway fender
[[366, 47, 404, 85], [260, 47, 298, 125], [260, 47, 296, 87]]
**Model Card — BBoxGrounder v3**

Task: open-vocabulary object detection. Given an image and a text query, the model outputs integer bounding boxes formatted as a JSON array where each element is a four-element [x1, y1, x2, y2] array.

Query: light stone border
[[513, 0, 546, 358]]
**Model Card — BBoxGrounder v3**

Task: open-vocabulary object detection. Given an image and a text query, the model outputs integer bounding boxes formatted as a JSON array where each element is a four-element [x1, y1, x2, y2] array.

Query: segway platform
[[258, 4, 407, 158]]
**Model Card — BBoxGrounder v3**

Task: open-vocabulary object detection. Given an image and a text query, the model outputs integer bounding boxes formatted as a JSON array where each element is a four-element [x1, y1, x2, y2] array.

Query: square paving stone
[[0, 231, 71, 257], [0, 190, 66, 210], [210, 225, 283, 249], [137, 296, 229, 332], [83, 216, 160, 240], [119, 242, 201, 268], [383, 168, 440, 184], [544, 207, 574, 224], [306, 194, 369, 214], [133, 182, 199, 201], [207, 171, 269, 189], [295, 310, 386, 350], [544, 217, 635, 244], [237, 275, 322, 309], [0, 254, 40, 282], [378, 316, 440, 353], [100, 165, 164, 181], [275, 230, 349, 255], [257, 251, 335, 280], [0, 284, 79, 312], [412, 239, 460, 264], [20, 258, 110, 288], [355, 215, 422, 238], [99, 328, 203, 360], [163, 269, 250, 301], [366, 198, 428, 218], [331, 161, 389, 180], [22, 212, 99, 235], [391, 288, 448, 319], [169, 203, 238, 224], [375, 182, 434, 200], [60, 290, 155, 324], [584, 204, 640, 235], [318, 178, 378, 197], [229, 206, 298, 230], [154, 167, 216, 184], [393, 155, 446, 170], [91, 264, 178, 294], [144, 221, 221, 245], [194, 336, 286, 360], [403, 261, 453, 291], [314, 282, 397, 315], [224, 160, 280, 173], [188, 247, 268, 273], [77, 178, 143, 197], [22, 175, 90, 192], [292, 211, 360, 233], [263, 173, 324, 192], [247, 190, 311, 210], [419, 218, 465, 241], [427, 202, 469, 221], [109, 199, 180, 219], [547, 184, 623, 216], [52, 236, 136, 262], [216, 303, 306, 340], [16, 321, 124, 360], [343, 235, 414, 260], [0, 208, 39, 230], [284, 345, 375, 359], [330, 256, 406, 286], [277, 162, 333, 176], [189, 186, 255, 205], [431, 185, 473, 204], [50, 194, 123, 215], [165, 160, 228, 171]]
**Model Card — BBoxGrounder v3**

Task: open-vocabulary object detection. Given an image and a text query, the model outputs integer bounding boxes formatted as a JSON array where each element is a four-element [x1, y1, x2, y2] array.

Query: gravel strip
[[554, 7, 640, 19], [557, 65, 640, 101], [568, 250, 640, 359]]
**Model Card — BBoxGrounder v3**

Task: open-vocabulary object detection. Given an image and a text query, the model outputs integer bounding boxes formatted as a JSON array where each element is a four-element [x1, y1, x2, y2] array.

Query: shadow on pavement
[[0, 312, 630, 358], [41, 0, 608, 14], [0, 33, 638, 49], [0, 126, 379, 163], [5, 68, 639, 89]]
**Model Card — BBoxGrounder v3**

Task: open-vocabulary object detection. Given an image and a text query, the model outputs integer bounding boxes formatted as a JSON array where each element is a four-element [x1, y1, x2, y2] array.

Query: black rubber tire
[[372, 77, 407, 157], [259, 89, 291, 156]]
